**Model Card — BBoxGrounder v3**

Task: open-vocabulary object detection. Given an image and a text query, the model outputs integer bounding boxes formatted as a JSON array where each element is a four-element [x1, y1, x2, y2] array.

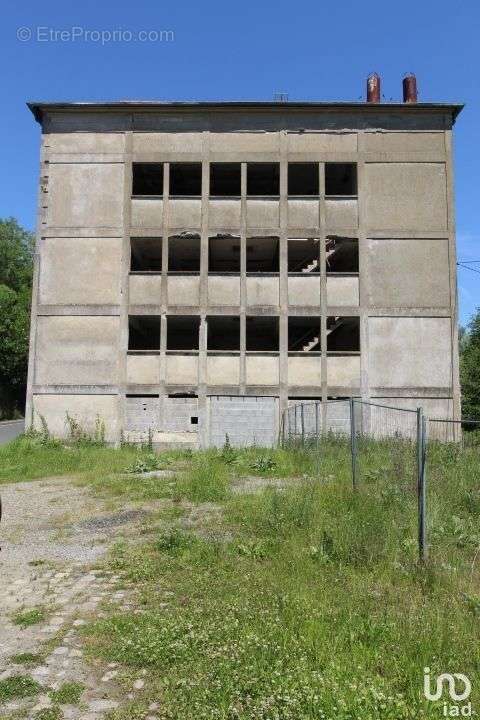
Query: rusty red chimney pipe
[[403, 73, 418, 103], [366, 73, 381, 103]]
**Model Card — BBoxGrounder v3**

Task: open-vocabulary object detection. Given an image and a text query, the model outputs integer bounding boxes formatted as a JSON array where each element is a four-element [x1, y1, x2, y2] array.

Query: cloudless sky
[[1, 0, 478, 324]]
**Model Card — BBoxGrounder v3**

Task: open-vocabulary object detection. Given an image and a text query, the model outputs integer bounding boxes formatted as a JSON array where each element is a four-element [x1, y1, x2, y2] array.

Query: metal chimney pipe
[[403, 73, 418, 103], [366, 73, 381, 103]]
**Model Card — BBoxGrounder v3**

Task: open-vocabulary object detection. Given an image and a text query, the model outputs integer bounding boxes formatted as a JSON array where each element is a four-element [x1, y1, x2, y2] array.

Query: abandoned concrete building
[[26, 75, 463, 447]]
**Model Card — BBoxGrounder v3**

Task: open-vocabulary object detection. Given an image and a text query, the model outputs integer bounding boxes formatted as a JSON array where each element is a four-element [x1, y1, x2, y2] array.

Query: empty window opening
[[128, 316, 161, 351], [325, 163, 357, 196], [288, 317, 321, 352], [190, 416, 199, 425], [130, 237, 162, 272], [288, 163, 319, 196], [209, 235, 241, 273], [126, 394, 159, 398], [207, 316, 240, 351], [247, 163, 280, 196], [327, 316, 360, 352], [170, 163, 202, 196], [168, 234, 200, 273], [288, 238, 319, 273], [289, 396, 322, 400], [326, 236, 359, 274], [246, 316, 279, 351], [167, 315, 200, 351], [168, 392, 198, 398], [246, 236, 279, 273], [132, 163, 163, 196], [210, 163, 241, 197]]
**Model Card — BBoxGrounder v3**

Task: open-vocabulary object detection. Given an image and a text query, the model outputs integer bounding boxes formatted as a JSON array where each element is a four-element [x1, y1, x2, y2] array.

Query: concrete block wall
[[25, 102, 462, 445], [209, 396, 279, 447]]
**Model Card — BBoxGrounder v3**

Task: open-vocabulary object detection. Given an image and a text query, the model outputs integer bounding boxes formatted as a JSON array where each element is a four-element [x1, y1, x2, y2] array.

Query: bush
[[126, 453, 167, 474]]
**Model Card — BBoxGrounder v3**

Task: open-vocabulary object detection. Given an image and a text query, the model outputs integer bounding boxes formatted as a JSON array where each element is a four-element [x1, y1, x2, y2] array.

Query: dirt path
[[0, 477, 157, 720]]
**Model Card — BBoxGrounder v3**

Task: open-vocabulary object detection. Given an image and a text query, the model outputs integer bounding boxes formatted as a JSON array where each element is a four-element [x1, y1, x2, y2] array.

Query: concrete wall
[[32, 394, 119, 442], [164, 397, 198, 432], [35, 316, 120, 385], [129, 275, 162, 306], [364, 163, 447, 231], [208, 276, 241, 306], [126, 355, 160, 384], [368, 239, 450, 308], [246, 277, 279, 307], [167, 276, 201, 306], [48, 163, 124, 228], [125, 395, 159, 431], [26, 105, 460, 446], [39, 237, 122, 306], [368, 317, 452, 389], [288, 276, 321, 307], [209, 396, 278, 447]]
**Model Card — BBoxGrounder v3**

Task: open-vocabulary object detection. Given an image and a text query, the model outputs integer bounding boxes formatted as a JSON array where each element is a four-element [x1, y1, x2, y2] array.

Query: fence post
[[300, 404, 305, 446], [417, 408, 427, 563], [279, 409, 285, 447], [350, 397, 358, 490]]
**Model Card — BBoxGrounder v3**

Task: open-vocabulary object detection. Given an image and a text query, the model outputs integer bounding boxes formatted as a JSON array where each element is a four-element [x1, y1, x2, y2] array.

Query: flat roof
[[27, 100, 464, 124]]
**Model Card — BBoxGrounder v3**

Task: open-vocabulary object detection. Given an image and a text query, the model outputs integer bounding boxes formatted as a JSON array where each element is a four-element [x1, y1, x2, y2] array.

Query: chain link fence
[[281, 399, 480, 562]]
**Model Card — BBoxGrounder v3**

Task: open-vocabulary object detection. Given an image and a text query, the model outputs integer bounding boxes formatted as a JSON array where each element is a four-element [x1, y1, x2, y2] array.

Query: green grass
[[0, 675, 41, 702], [9, 652, 44, 666], [0, 434, 144, 484], [34, 708, 63, 720], [3, 434, 480, 718], [12, 606, 46, 628], [79, 440, 480, 719], [49, 681, 85, 705]]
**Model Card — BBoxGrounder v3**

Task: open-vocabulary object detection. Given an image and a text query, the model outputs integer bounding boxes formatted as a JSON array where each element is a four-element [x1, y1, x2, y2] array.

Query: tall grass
[[79, 439, 480, 719]]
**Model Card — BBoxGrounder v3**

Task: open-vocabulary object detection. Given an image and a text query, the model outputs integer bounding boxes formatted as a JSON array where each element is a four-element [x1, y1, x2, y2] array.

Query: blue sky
[[1, 0, 478, 325]]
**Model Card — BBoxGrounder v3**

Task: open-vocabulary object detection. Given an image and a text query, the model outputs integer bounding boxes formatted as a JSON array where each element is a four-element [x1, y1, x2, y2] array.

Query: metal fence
[[281, 398, 480, 563]]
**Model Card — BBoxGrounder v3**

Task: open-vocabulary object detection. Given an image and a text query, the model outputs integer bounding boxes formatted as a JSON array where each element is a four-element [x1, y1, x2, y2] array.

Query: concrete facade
[[26, 99, 463, 446]]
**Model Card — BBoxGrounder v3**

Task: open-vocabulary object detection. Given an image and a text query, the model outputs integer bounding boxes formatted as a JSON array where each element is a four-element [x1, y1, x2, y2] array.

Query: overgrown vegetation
[[3, 434, 480, 717], [70, 439, 480, 718], [0, 674, 41, 702], [0, 217, 34, 419], [460, 306, 480, 421], [48, 681, 85, 705], [12, 606, 47, 628]]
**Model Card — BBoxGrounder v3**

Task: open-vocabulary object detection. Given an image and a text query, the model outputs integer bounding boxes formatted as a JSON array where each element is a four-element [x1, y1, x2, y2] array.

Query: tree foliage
[[460, 308, 480, 421], [0, 218, 34, 418]]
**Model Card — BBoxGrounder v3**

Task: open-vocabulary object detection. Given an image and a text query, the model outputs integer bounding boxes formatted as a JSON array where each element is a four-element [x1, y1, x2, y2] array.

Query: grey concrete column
[[445, 128, 461, 426], [240, 162, 247, 392], [279, 132, 288, 422], [159, 162, 170, 430], [319, 162, 328, 431], [25, 134, 48, 428], [357, 130, 371, 433], [117, 131, 133, 444], [159, 313, 167, 429], [198, 134, 210, 447]]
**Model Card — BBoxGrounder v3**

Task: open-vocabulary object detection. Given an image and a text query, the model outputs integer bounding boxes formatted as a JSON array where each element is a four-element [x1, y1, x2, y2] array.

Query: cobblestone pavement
[[0, 478, 156, 720]]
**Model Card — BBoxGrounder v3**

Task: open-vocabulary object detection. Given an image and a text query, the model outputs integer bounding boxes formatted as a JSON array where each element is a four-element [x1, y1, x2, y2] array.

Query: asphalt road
[[0, 420, 24, 446]]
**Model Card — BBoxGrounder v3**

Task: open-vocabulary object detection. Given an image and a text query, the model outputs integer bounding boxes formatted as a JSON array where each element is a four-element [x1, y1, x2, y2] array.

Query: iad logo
[[424, 667, 473, 717]]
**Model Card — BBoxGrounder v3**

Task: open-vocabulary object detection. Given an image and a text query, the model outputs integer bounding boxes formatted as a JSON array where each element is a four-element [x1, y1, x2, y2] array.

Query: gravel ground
[[0, 477, 158, 720]]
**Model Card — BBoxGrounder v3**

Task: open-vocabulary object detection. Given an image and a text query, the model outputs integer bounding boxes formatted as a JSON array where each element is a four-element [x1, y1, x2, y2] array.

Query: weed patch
[[0, 675, 41, 702], [12, 606, 46, 628]]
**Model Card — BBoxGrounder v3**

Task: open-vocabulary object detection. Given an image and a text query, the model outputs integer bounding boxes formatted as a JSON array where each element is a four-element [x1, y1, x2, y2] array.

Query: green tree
[[460, 308, 480, 421], [0, 218, 34, 418]]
